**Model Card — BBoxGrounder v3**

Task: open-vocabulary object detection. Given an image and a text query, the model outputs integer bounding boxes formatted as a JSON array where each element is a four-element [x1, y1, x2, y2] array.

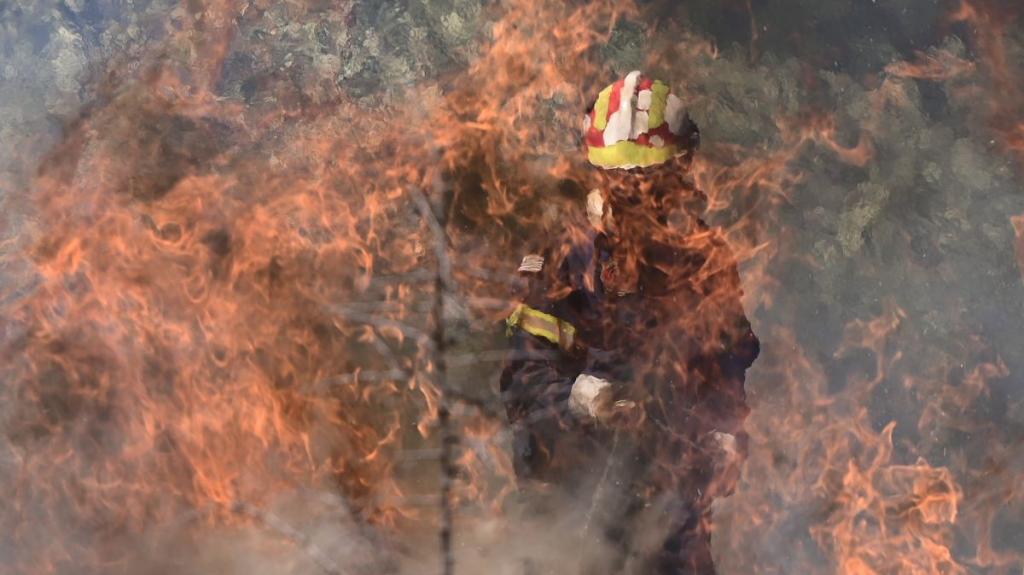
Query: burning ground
[[2, 0, 1024, 573]]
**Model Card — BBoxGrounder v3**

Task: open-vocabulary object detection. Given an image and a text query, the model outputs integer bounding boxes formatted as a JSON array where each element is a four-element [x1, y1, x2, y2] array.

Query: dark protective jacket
[[500, 176, 759, 574]]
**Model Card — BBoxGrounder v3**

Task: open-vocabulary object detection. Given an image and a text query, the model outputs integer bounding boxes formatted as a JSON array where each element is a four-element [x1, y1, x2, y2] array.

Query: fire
[[3, 0, 1024, 573], [884, 49, 976, 82], [949, 0, 1024, 165]]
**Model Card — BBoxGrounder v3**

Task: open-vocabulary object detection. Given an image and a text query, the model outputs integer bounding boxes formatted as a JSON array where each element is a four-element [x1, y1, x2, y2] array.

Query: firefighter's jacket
[[500, 184, 760, 499]]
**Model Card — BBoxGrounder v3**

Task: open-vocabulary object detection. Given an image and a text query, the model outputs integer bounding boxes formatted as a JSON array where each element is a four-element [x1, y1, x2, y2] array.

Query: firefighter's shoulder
[[507, 250, 575, 350]]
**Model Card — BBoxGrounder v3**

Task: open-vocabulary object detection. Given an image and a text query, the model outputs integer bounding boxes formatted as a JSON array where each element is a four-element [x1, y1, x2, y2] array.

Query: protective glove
[[568, 373, 614, 420], [569, 373, 640, 426]]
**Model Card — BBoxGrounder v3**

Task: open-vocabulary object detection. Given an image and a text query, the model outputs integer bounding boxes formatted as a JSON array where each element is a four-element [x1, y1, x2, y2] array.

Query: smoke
[[4, 0, 1024, 573]]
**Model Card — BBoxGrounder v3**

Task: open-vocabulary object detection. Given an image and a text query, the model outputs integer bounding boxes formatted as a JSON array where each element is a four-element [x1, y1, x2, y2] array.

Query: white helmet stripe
[[601, 70, 642, 146], [665, 93, 686, 135]]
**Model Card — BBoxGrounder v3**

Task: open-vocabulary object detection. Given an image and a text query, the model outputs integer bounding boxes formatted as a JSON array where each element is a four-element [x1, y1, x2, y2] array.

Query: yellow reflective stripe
[[648, 80, 670, 129], [506, 304, 576, 350], [593, 84, 613, 131], [520, 313, 561, 343], [588, 140, 678, 169], [505, 304, 524, 336]]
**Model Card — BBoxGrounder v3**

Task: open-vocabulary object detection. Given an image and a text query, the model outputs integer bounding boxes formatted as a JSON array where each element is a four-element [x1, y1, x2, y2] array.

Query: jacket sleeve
[[645, 235, 759, 441], [695, 316, 759, 439], [499, 326, 584, 479]]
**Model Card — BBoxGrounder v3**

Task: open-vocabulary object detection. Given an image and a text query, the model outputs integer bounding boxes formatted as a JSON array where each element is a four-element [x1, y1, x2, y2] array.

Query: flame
[[884, 49, 976, 82], [3, 0, 1024, 573], [949, 0, 1024, 165]]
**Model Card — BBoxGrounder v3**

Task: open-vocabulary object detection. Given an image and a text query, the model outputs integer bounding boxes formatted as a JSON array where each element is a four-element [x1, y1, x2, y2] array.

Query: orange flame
[[3, 0, 1024, 573]]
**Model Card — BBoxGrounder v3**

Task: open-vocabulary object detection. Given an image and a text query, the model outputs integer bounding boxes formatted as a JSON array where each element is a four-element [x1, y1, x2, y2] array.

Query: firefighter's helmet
[[583, 71, 697, 170]]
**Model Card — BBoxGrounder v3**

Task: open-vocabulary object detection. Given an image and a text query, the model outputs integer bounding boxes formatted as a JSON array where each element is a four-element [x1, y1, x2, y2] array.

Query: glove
[[569, 373, 641, 427], [702, 431, 743, 499], [568, 373, 613, 421]]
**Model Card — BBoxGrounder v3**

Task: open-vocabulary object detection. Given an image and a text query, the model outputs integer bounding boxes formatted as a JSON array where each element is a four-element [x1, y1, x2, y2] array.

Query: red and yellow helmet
[[583, 71, 696, 170]]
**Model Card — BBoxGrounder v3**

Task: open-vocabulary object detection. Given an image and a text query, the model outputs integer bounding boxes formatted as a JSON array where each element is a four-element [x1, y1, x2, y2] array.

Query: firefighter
[[500, 71, 760, 574]]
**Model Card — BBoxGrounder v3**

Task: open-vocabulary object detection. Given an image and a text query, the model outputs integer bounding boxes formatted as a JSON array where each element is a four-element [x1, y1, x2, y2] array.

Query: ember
[[1, 0, 1024, 574]]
